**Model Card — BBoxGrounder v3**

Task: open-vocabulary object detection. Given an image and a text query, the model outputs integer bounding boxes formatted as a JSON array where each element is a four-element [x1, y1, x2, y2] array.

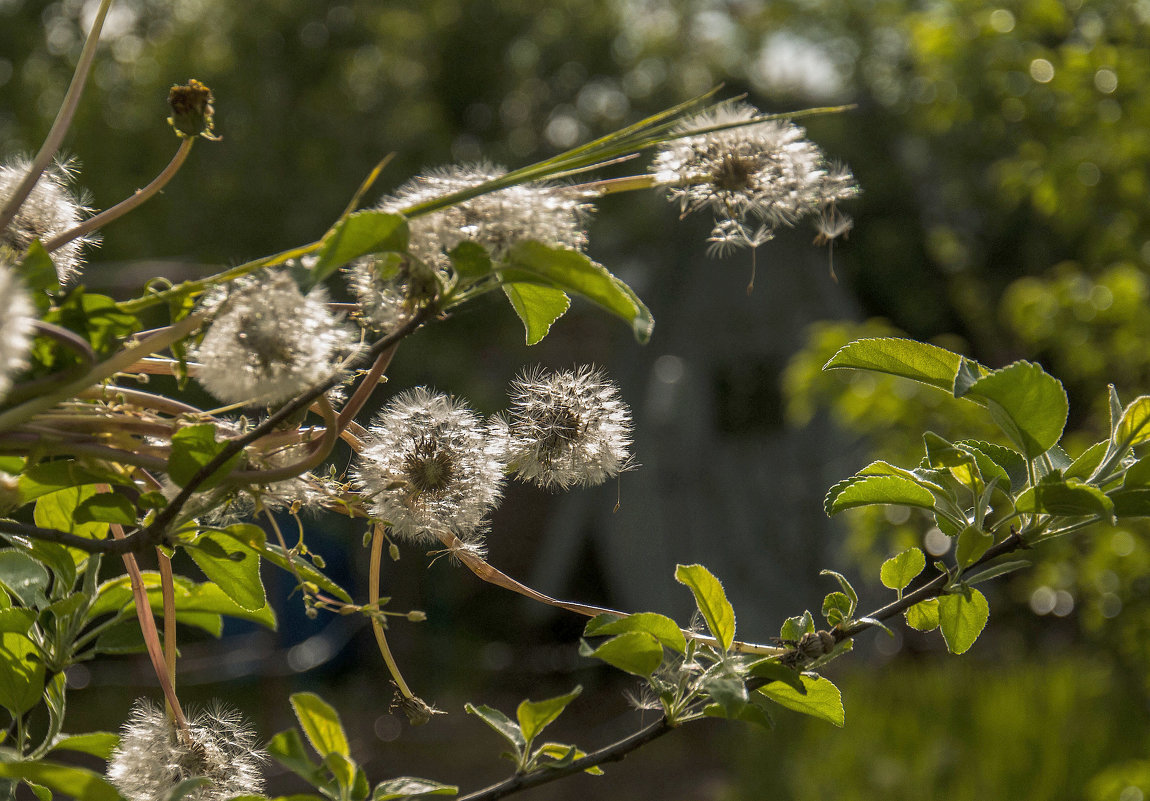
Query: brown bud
[[167, 79, 221, 140]]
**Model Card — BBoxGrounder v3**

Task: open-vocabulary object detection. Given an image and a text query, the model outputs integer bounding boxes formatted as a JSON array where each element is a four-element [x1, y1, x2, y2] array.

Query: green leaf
[[583, 612, 686, 653], [17, 460, 130, 505], [168, 424, 244, 490], [0, 761, 122, 801], [1065, 440, 1109, 482], [373, 777, 459, 800], [0, 631, 45, 715], [939, 589, 990, 654], [1123, 456, 1150, 488], [824, 476, 936, 515], [880, 548, 926, 594], [163, 777, 212, 800], [758, 674, 844, 727], [188, 533, 266, 612], [499, 242, 653, 343], [47, 732, 119, 759], [464, 703, 525, 751], [226, 524, 352, 604], [1111, 488, 1150, 518], [905, 598, 940, 631], [90, 571, 275, 629], [747, 660, 805, 693], [1116, 396, 1150, 449], [779, 611, 814, 642], [959, 361, 1069, 459], [324, 752, 358, 796], [517, 686, 582, 746], [42, 289, 140, 358], [502, 282, 571, 345], [956, 441, 1028, 491], [700, 674, 748, 717], [290, 692, 351, 760], [534, 743, 604, 774], [578, 631, 664, 677], [674, 564, 735, 651], [818, 570, 858, 614], [267, 728, 330, 790], [34, 486, 110, 542], [448, 241, 494, 281], [963, 560, 1031, 586], [1015, 475, 1115, 519], [955, 525, 993, 569], [18, 240, 61, 296], [73, 492, 136, 525], [0, 550, 50, 608], [0, 608, 35, 633], [822, 337, 973, 392], [821, 592, 852, 628], [311, 210, 409, 284], [923, 432, 975, 469]]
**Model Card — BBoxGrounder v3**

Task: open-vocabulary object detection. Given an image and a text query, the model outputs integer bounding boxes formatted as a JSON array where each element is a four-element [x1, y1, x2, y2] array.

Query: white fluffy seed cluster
[[504, 366, 633, 490], [653, 102, 858, 253], [194, 270, 356, 406], [0, 159, 96, 283], [0, 260, 34, 400], [349, 164, 594, 329], [353, 387, 505, 547], [106, 700, 266, 801]]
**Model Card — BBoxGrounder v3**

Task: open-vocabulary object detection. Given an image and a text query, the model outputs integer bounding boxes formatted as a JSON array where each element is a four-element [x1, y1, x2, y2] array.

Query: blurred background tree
[[2, 0, 1148, 798]]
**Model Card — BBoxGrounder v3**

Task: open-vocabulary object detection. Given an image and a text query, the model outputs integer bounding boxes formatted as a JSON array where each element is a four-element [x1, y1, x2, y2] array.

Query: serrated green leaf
[[1015, 476, 1114, 519], [825, 475, 936, 515], [880, 548, 925, 593], [939, 589, 989, 654], [311, 210, 408, 284], [47, 732, 119, 759], [1065, 440, 1109, 482], [674, 564, 735, 651], [758, 674, 844, 727], [168, 424, 243, 490], [0, 761, 121, 801], [188, 533, 266, 612], [905, 598, 940, 631], [821, 592, 852, 627], [465, 703, 525, 751], [579, 631, 664, 677], [267, 728, 330, 790], [499, 242, 653, 343], [291, 692, 351, 760], [747, 660, 806, 693], [0, 631, 44, 715], [223, 523, 351, 605], [73, 492, 136, 525], [955, 525, 993, 568], [502, 282, 570, 345], [34, 486, 110, 542], [822, 337, 973, 392], [960, 361, 1068, 459], [1123, 456, 1150, 488], [90, 571, 274, 629], [819, 570, 858, 613], [517, 686, 581, 746], [583, 612, 686, 653], [923, 432, 974, 469], [373, 777, 459, 800], [1116, 396, 1150, 449], [779, 611, 815, 642]]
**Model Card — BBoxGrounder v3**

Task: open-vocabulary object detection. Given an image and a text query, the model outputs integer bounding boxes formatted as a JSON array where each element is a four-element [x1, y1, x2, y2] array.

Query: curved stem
[[371, 524, 413, 699], [336, 342, 398, 433], [227, 396, 339, 483], [3, 321, 98, 402], [0, 0, 113, 232], [79, 384, 203, 416], [44, 139, 195, 252]]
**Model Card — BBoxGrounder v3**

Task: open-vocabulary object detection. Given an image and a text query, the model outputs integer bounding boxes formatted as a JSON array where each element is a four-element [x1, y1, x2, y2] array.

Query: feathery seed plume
[[0, 159, 97, 283], [0, 260, 34, 400]]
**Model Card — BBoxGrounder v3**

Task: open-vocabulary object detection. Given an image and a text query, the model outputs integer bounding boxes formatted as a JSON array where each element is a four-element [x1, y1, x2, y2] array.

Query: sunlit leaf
[[758, 674, 844, 727], [502, 282, 570, 345], [822, 337, 973, 393], [879, 548, 925, 593], [939, 589, 990, 654], [674, 564, 735, 651]]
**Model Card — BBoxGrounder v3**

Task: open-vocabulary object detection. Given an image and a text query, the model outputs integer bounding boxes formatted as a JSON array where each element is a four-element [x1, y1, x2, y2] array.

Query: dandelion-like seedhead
[[0, 158, 97, 282], [106, 699, 266, 801], [0, 260, 34, 400], [653, 103, 858, 252], [353, 387, 505, 547], [505, 366, 633, 490], [349, 164, 594, 327], [194, 269, 357, 406]]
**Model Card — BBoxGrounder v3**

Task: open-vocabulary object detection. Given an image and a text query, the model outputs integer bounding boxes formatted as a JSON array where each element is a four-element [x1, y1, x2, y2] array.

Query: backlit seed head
[[0, 260, 34, 400], [506, 366, 633, 490], [0, 158, 97, 282]]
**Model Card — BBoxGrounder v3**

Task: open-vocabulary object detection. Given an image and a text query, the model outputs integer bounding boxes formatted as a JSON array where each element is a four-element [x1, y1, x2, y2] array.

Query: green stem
[[371, 524, 414, 699], [0, 0, 113, 232]]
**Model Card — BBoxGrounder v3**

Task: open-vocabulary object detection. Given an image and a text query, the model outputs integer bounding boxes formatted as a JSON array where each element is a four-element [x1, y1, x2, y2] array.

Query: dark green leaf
[[224, 523, 353, 605], [1109, 488, 1150, 518], [700, 674, 748, 717], [17, 460, 130, 505], [939, 589, 990, 654], [825, 476, 936, 515], [311, 211, 409, 284], [880, 548, 925, 594], [822, 337, 972, 392], [578, 631, 664, 677], [502, 282, 571, 346], [373, 777, 459, 800], [674, 564, 735, 651], [747, 660, 805, 693], [47, 733, 119, 759], [0, 761, 121, 801], [1123, 456, 1150, 488], [188, 533, 266, 611], [291, 692, 351, 759], [0, 550, 50, 608], [904, 598, 940, 631], [73, 492, 136, 525], [959, 361, 1069, 459], [499, 242, 653, 343], [517, 686, 582, 746], [168, 424, 243, 490], [1015, 475, 1115, 519], [583, 612, 686, 653], [43, 289, 140, 359], [464, 703, 525, 751], [267, 729, 330, 789], [0, 608, 35, 633], [758, 674, 844, 727], [18, 240, 60, 296], [449, 241, 494, 281]]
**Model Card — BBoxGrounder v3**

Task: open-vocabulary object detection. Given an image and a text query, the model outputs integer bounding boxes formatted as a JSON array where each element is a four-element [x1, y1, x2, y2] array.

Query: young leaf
[[1015, 476, 1115, 520], [955, 525, 993, 569], [963, 560, 1031, 586], [373, 777, 459, 800], [779, 611, 815, 642], [1116, 396, 1150, 449], [700, 675, 749, 718], [517, 686, 582, 747], [90, 571, 275, 629], [955, 440, 1028, 492], [499, 242, 653, 343], [465, 703, 526, 752], [1065, 440, 1109, 482], [266, 728, 330, 789], [578, 632, 664, 677], [758, 674, 844, 727], [0, 550, 51, 608], [168, 424, 243, 490], [290, 692, 352, 760], [821, 592, 852, 628], [1110, 488, 1150, 518], [822, 337, 970, 392], [311, 210, 409, 284], [187, 533, 266, 612], [449, 241, 494, 281], [824, 476, 935, 515], [905, 598, 940, 631], [583, 612, 686, 653], [879, 548, 926, 594], [502, 282, 570, 346], [34, 486, 110, 542], [674, 564, 736, 651], [939, 589, 990, 654], [959, 361, 1069, 459], [819, 570, 858, 613]]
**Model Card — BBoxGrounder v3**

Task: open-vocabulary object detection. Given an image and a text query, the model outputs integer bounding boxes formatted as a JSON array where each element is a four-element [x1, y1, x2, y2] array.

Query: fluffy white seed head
[[349, 164, 594, 328], [653, 103, 858, 251], [353, 387, 505, 547], [0, 260, 34, 400], [0, 158, 97, 283], [106, 699, 266, 801], [505, 366, 633, 490], [194, 270, 357, 406]]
